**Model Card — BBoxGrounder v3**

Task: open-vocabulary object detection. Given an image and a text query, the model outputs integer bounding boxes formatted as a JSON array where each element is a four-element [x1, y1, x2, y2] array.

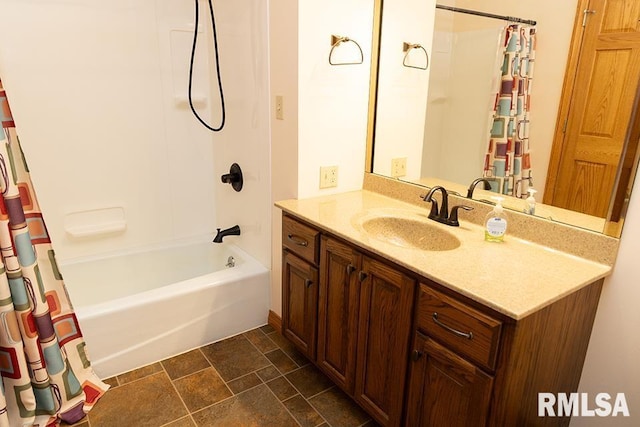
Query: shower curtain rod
[[435, 4, 537, 26]]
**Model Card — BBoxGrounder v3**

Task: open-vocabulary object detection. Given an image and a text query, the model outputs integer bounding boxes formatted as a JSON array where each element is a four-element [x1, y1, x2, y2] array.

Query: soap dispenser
[[485, 196, 507, 242], [524, 188, 537, 215]]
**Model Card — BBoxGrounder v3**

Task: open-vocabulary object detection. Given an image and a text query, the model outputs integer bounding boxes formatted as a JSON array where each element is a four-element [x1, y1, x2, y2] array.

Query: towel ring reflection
[[329, 35, 364, 66], [403, 42, 429, 70]]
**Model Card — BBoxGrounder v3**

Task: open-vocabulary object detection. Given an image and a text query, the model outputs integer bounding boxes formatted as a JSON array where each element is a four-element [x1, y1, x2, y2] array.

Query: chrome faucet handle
[[447, 205, 473, 226]]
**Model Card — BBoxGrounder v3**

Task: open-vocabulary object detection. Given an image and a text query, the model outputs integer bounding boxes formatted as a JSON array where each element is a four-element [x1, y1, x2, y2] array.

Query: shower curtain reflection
[[0, 80, 107, 426]]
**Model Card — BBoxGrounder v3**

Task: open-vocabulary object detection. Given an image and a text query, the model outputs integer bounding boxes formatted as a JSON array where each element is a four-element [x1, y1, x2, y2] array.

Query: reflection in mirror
[[368, 0, 640, 237]]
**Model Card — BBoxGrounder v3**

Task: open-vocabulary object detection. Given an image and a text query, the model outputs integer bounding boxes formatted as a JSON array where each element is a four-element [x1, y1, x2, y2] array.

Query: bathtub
[[58, 238, 270, 379]]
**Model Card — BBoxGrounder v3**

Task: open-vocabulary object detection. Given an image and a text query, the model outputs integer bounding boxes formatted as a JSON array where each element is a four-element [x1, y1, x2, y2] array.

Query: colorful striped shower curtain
[[483, 24, 536, 198], [0, 80, 108, 426]]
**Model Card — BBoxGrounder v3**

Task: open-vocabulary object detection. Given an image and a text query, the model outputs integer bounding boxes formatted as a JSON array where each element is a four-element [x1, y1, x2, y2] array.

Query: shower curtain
[[0, 80, 108, 426], [483, 24, 536, 198]]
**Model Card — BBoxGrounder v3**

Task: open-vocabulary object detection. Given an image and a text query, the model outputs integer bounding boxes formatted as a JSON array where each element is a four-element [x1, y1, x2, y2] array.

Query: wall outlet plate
[[320, 166, 338, 188], [391, 157, 407, 177]]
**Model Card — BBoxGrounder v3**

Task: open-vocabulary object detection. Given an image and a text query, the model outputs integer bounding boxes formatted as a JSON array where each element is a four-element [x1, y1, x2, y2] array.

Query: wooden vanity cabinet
[[282, 251, 318, 359], [281, 215, 320, 360], [405, 332, 493, 427], [280, 213, 605, 427], [317, 235, 415, 426], [405, 284, 500, 426]]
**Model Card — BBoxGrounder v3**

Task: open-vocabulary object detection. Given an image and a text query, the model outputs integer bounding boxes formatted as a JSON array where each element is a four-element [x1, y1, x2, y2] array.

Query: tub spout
[[213, 225, 241, 243]]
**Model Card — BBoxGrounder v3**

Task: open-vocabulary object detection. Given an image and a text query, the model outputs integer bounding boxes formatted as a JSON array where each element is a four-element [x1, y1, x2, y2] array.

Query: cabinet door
[[354, 256, 415, 426], [405, 332, 493, 427], [317, 237, 361, 393], [282, 251, 318, 359]]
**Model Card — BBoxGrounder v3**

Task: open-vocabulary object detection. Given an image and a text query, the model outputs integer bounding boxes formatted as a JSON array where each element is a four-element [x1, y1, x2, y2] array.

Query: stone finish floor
[[63, 324, 378, 427]]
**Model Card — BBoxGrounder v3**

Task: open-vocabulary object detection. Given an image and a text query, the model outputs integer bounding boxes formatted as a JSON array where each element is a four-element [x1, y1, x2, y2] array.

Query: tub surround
[[276, 181, 612, 320]]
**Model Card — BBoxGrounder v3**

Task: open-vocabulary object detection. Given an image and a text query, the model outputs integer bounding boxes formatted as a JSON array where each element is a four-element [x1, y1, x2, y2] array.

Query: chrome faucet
[[213, 225, 241, 243], [423, 186, 473, 227], [467, 178, 492, 199]]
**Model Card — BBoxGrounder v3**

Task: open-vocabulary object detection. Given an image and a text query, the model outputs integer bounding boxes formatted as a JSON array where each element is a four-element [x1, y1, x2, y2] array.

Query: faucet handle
[[423, 195, 440, 219], [448, 205, 473, 226]]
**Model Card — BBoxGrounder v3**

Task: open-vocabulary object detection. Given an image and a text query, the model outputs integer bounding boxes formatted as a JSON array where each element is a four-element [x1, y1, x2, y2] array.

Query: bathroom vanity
[[276, 185, 613, 427]]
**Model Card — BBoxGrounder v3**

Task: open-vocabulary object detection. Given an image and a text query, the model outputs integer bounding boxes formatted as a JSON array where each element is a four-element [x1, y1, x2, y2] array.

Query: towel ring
[[402, 42, 429, 70], [329, 35, 364, 66]]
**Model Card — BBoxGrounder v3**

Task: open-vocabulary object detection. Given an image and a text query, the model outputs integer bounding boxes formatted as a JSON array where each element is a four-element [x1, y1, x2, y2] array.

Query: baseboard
[[268, 310, 282, 333]]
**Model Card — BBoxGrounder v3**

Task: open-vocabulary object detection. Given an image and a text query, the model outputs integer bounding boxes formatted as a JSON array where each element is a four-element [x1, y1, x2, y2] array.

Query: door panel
[[548, 0, 640, 217]]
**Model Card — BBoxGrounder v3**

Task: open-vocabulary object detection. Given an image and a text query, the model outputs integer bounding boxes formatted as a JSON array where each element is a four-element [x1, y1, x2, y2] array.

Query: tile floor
[[65, 324, 378, 427]]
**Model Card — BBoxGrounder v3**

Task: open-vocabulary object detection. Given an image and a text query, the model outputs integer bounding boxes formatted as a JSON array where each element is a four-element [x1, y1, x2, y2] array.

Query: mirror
[[367, 0, 639, 237]]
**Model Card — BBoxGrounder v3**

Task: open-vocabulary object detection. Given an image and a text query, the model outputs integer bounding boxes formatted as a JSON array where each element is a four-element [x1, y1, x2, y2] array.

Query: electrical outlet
[[391, 157, 407, 178], [320, 166, 338, 188], [275, 95, 284, 120]]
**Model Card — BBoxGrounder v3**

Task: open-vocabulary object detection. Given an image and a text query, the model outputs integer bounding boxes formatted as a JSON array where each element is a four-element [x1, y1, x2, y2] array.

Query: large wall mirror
[[366, 0, 640, 238]]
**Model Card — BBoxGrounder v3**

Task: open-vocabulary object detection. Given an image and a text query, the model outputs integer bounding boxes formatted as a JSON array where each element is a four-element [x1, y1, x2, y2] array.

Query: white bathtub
[[59, 238, 270, 379]]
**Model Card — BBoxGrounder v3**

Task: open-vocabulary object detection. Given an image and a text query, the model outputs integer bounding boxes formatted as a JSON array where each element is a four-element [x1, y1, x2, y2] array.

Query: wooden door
[[405, 333, 494, 427], [317, 237, 361, 393], [282, 251, 318, 359], [354, 256, 415, 426], [546, 0, 640, 217]]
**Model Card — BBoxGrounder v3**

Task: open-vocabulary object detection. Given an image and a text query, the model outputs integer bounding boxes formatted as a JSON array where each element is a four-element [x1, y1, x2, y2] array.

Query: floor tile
[[116, 362, 164, 385], [260, 324, 276, 334], [256, 365, 281, 382], [227, 372, 263, 394], [244, 328, 278, 353], [162, 349, 211, 380], [266, 376, 298, 401], [163, 416, 197, 426], [267, 331, 310, 366], [285, 365, 334, 398], [283, 394, 325, 427], [173, 367, 232, 412], [201, 334, 271, 381], [88, 371, 187, 426], [191, 384, 298, 427], [265, 348, 299, 374], [309, 387, 371, 427]]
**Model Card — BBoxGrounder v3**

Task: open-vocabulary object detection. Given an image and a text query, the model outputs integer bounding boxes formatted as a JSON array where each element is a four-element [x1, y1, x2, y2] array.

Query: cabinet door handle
[[432, 313, 474, 340], [304, 279, 313, 288], [358, 271, 368, 282], [411, 349, 423, 361], [287, 234, 308, 247], [346, 264, 356, 275]]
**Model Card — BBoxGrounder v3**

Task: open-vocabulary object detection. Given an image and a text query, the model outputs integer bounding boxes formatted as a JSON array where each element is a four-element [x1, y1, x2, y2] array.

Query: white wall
[[0, 0, 271, 267], [572, 177, 640, 426], [269, 0, 374, 316], [297, 0, 373, 198], [269, 0, 299, 316]]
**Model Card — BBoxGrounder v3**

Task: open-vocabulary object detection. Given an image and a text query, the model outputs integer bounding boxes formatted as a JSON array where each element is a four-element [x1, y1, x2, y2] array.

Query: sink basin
[[360, 216, 461, 251]]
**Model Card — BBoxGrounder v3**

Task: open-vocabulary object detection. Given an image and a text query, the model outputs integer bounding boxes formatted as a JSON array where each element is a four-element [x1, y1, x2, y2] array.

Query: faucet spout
[[213, 225, 241, 243], [467, 178, 492, 199], [423, 186, 473, 226], [423, 186, 449, 222]]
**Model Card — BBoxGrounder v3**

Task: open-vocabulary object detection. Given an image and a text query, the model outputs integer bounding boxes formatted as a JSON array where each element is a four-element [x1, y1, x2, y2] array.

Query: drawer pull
[[287, 234, 309, 247], [411, 350, 423, 361], [433, 312, 474, 340], [346, 264, 356, 275], [304, 279, 313, 288], [358, 271, 368, 282]]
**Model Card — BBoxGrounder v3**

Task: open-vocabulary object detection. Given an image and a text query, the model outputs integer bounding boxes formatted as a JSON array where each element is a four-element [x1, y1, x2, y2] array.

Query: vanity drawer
[[282, 215, 320, 265], [417, 284, 502, 371]]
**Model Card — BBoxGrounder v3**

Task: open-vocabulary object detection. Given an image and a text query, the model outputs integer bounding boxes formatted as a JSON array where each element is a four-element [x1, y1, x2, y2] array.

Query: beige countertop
[[276, 190, 612, 320]]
